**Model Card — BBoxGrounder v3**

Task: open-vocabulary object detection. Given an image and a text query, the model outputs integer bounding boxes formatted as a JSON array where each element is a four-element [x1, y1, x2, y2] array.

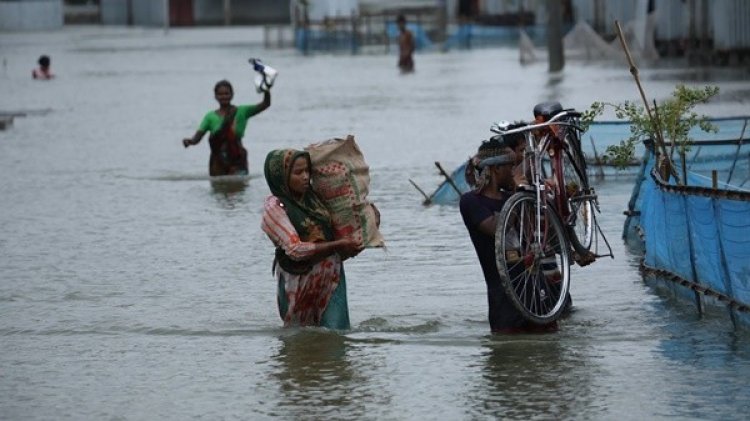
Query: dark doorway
[[170, 0, 194, 26]]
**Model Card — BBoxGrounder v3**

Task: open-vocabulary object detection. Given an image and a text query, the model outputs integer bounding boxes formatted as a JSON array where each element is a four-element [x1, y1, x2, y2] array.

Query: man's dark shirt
[[459, 190, 510, 283], [460, 189, 528, 331]]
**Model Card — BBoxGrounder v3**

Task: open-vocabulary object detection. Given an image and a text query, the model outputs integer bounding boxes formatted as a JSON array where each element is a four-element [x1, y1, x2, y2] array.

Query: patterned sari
[[261, 149, 350, 329], [208, 107, 248, 176]]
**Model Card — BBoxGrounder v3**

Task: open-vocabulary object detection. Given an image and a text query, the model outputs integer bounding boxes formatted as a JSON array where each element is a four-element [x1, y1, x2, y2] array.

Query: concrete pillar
[[547, 0, 565, 72]]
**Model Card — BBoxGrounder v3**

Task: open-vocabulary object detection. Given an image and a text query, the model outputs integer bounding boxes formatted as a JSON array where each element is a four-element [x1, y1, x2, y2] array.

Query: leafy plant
[[580, 85, 720, 171]]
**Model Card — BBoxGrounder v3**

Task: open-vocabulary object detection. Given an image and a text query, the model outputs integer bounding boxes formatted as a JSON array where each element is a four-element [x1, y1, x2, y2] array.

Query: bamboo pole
[[726, 118, 748, 184], [614, 20, 675, 180], [408, 179, 432, 205], [652, 100, 680, 184], [434, 161, 463, 196]]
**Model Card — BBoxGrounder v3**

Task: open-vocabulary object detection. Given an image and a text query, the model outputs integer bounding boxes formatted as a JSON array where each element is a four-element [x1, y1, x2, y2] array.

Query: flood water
[[2, 26, 750, 420]]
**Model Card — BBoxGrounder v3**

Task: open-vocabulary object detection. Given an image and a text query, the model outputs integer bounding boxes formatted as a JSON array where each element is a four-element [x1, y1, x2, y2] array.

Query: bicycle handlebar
[[490, 109, 582, 135]]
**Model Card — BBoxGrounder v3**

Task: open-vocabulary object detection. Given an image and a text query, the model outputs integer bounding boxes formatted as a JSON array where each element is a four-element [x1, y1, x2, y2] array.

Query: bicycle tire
[[560, 139, 595, 253], [495, 192, 571, 324]]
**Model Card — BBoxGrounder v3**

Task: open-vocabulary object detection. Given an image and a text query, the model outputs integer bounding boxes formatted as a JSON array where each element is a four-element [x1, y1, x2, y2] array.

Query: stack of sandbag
[[305, 135, 385, 248]]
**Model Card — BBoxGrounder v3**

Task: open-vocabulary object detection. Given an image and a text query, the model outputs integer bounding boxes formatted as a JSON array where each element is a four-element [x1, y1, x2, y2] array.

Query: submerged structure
[[624, 140, 750, 327]]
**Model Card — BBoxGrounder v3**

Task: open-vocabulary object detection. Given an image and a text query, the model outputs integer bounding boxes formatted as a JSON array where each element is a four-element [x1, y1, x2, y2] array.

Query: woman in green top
[[183, 79, 271, 176]]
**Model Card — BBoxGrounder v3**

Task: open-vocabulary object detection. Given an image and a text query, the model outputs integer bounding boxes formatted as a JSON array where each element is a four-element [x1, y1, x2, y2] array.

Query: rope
[[640, 261, 750, 313], [650, 168, 750, 201]]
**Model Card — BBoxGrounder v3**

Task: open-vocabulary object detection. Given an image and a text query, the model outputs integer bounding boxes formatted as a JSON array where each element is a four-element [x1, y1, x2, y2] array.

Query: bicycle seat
[[533, 101, 563, 121]]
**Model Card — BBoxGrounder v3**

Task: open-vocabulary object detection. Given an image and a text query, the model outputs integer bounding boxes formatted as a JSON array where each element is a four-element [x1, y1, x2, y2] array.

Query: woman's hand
[[336, 237, 364, 260], [183, 131, 205, 148]]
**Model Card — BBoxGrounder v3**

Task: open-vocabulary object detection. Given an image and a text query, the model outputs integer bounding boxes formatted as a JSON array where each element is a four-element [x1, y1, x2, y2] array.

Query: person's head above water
[[397, 14, 406, 27], [214, 79, 233, 95], [38, 55, 50, 68], [213, 79, 234, 107]]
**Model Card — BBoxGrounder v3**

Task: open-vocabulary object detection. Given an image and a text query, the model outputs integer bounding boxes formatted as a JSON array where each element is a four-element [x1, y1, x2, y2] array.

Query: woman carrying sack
[[261, 149, 363, 330]]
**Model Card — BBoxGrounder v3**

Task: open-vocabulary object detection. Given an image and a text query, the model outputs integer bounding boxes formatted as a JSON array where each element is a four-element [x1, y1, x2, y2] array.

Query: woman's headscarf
[[264, 149, 334, 243]]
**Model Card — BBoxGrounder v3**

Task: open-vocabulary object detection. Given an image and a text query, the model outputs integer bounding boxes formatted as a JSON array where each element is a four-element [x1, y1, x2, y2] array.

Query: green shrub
[[581, 85, 719, 171]]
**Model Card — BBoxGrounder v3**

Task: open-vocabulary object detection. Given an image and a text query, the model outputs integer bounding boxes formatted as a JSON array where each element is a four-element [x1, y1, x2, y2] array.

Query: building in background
[[97, 0, 289, 27], [2, 0, 747, 65], [0, 0, 64, 31]]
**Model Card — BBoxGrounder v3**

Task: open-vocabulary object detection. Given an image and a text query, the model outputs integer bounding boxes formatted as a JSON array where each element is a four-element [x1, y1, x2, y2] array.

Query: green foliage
[[580, 85, 720, 169]]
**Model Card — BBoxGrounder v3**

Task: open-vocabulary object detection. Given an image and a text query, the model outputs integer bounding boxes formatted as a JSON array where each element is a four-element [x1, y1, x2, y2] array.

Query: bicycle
[[489, 101, 612, 324]]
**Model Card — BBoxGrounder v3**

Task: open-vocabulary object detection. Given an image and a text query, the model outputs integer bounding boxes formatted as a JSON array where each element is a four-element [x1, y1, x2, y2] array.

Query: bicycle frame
[[491, 110, 584, 245]]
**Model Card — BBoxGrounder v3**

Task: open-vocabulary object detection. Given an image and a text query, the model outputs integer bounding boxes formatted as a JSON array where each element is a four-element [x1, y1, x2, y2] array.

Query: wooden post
[[223, 0, 231, 26], [126, 0, 133, 26], [726, 118, 748, 184], [303, 4, 309, 55], [437, 0, 448, 52], [163, 0, 169, 33], [351, 10, 357, 55], [681, 181, 704, 316], [547, 0, 565, 72], [384, 13, 389, 54], [680, 150, 687, 186], [712, 170, 718, 189]]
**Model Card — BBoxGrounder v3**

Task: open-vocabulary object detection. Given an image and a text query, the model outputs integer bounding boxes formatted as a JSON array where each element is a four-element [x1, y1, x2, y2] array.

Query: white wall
[[131, 0, 167, 27], [0, 0, 63, 31], [713, 0, 750, 49], [307, 0, 359, 20], [100, 0, 167, 27], [100, 0, 128, 25]]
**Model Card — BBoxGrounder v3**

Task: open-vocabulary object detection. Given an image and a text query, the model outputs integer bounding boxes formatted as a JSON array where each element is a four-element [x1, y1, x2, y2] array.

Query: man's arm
[[476, 215, 497, 238], [460, 193, 496, 238]]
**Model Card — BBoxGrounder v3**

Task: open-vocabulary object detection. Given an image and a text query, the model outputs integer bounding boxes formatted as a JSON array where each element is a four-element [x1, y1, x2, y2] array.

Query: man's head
[[499, 121, 528, 165], [397, 14, 406, 29], [475, 138, 516, 191]]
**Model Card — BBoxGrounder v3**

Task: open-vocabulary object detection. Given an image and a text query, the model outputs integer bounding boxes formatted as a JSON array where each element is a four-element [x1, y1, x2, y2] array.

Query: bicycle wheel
[[495, 192, 571, 324], [560, 142, 594, 253]]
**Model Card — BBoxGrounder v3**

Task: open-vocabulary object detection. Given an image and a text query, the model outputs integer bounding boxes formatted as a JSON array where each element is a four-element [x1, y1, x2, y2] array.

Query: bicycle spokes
[[496, 192, 571, 324]]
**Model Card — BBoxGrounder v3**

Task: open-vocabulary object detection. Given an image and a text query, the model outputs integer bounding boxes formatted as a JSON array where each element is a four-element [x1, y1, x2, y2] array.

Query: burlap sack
[[305, 135, 385, 248]]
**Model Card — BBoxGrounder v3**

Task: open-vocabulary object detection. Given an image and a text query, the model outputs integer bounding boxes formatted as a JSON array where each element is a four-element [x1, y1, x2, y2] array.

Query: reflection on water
[[211, 178, 249, 204], [470, 336, 602, 419], [271, 330, 370, 419]]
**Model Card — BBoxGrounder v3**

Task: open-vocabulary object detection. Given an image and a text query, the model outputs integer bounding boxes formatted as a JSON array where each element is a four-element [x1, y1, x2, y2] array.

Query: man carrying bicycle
[[460, 139, 559, 333]]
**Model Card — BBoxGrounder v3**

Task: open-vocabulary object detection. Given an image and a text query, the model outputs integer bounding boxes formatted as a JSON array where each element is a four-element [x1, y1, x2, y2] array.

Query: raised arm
[[255, 90, 271, 114]]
